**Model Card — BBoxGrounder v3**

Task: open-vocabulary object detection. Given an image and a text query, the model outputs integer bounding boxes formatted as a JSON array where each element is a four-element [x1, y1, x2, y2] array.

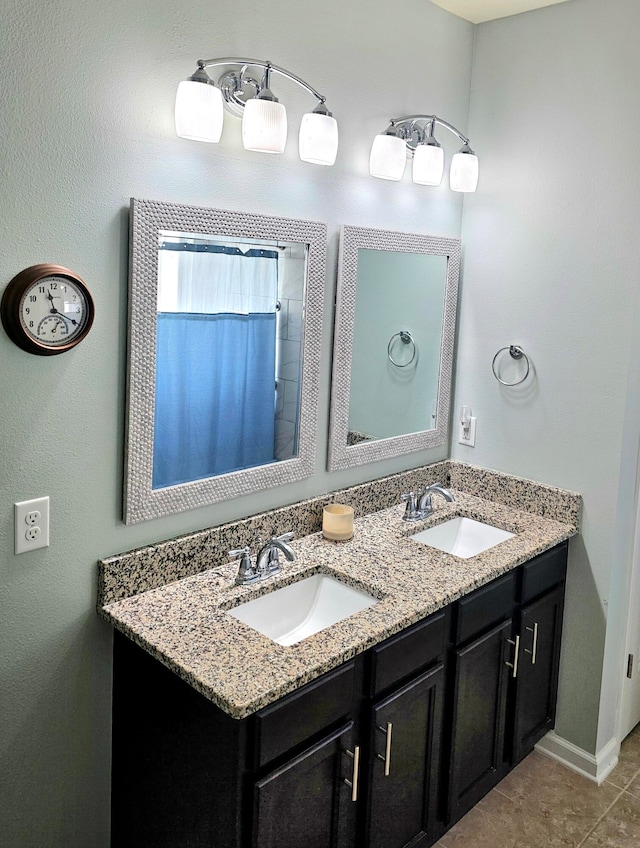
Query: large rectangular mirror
[[124, 199, 327, 524], [327, 225, 460, 471]]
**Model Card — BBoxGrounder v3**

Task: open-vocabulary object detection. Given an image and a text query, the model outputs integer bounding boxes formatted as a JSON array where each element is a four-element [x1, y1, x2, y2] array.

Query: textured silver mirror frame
[[327, 225, 460, 472], [124, 198, 327, 524]]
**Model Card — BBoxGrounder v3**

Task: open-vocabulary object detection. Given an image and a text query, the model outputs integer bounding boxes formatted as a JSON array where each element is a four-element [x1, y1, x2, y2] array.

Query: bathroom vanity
[[100, 463, 579, 848], [110, 541, 566, 848]]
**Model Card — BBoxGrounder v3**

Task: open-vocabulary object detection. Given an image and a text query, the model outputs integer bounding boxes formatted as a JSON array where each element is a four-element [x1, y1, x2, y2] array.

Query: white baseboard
[[535, 731, 619, 784]]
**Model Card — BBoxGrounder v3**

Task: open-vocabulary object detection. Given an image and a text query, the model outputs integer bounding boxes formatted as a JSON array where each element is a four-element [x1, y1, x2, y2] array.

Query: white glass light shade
[[299, 112, 339, 165], [369, 134, 407, 181], [174, 80, 224, 143], [450, 151, 479, 192], [412, 144, 445, 186], [242, 98, 288, 153]]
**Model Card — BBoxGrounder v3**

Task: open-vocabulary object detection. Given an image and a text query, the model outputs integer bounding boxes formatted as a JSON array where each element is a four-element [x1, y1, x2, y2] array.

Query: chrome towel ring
[[388, 330, 416, 367], [492, 345, 531, 386]]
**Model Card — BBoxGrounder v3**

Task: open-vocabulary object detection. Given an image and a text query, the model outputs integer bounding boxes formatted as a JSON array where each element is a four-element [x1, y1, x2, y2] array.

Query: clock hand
[[44, 292, 78, 326], [53, 308, 78, 327], [45, 290, 58, 314]]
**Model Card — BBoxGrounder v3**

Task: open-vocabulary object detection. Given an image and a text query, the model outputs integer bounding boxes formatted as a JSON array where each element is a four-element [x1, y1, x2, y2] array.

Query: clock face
[[20, 275, 90, 346], [1, 264, 95, 355]]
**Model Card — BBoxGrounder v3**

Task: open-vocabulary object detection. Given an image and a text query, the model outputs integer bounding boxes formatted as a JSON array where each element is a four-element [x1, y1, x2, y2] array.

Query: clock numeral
[[29, 295, 36, 302], [29, 321, 34, 328], [38, 286, 45, 293], [50, 282, 58, 290]]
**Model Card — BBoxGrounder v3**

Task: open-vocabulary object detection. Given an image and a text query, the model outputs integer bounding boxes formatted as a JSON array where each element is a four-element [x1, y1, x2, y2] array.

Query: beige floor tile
[[606, 733, 640, 790], [624, 773, 640, 801], [496, 752, 619, 821], [580, 791, 640, 847], [440, 788, 578, 848], [441, 753, 621, 848]]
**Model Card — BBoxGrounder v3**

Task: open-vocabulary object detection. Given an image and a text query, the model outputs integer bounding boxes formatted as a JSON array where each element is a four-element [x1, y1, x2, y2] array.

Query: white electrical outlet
[[458, 417, 477, 447], [15, 496, 50, 554]]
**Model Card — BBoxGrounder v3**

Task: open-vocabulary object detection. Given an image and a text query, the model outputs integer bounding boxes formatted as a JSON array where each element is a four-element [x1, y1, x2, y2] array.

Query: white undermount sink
[[410, 516, 515, 559], [226, 574, 378, 646]]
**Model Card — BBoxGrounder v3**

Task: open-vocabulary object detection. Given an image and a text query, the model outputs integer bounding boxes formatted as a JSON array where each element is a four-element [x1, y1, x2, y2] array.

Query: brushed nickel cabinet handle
[[344, 746, 360, 801], [376, 722, 393, 776], [524, 622, 539, 664], [506, 634, 521, 678]]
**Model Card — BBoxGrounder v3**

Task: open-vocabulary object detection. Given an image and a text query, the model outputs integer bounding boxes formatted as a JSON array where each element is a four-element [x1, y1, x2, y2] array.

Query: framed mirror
[[327, 225, 460, 471], [124, 199, 327, 524]]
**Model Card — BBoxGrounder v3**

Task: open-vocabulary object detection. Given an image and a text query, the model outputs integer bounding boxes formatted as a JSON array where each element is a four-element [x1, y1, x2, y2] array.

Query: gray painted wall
[[0, 0, 473, 844], [452, 0, 640, 754]]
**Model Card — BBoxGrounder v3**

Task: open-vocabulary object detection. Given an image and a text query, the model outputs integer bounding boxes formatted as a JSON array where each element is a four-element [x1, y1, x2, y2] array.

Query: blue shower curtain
[[153, 311, 277, 488]]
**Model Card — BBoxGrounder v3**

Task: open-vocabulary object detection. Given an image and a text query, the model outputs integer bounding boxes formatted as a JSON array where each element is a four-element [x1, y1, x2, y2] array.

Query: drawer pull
[[344, 746, 360, 801], [524, 623, 539, 665], [376, 722, 393, 776], [505, 635, 520, 678]]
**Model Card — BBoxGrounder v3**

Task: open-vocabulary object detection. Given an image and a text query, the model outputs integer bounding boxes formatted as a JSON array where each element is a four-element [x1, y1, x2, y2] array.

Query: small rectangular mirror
[[327, 225, 460, 471], [124, 199, 327, 524]]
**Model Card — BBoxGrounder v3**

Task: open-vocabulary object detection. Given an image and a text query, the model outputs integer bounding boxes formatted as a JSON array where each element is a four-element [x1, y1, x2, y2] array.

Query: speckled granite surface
[[100, 467, 580, 720], [99, 461, 579, 606], [448, 461, 581, 526], [98, 461, 450, 606]]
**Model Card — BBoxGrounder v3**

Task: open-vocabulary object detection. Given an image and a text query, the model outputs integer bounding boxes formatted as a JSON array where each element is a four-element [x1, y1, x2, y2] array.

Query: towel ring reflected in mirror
[[387, 330, 416, 367], [492, 345, 531, 386]]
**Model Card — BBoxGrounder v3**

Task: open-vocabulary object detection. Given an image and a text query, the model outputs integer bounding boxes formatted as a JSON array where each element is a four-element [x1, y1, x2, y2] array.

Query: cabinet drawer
[[370, 610, 446, 696], [455, 571, 515, 645], [520, 542, 568, 605], [254, 661, 356, 769]]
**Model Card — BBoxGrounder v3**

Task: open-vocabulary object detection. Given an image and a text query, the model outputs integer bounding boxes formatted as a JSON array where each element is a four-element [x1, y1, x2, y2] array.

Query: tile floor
[[436, 726, 640, 847]]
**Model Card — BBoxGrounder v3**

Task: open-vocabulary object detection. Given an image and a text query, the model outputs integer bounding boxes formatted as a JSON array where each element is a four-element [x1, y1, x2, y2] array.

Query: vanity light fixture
[[370, 115, 479, 191], [175, 58, 339, 165]]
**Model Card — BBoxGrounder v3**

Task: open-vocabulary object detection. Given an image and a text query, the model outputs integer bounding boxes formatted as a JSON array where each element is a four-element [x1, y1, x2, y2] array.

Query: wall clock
[[1, 264, 95, 355]]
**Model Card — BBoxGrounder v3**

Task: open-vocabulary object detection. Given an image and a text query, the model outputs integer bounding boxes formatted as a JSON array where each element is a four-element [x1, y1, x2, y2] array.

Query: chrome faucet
[[230, 532, 296, 586], [401, 491, 423, 522], [402, 483, 455, 521], [417, 484, 455, 516], [255, 532, 296, 576]]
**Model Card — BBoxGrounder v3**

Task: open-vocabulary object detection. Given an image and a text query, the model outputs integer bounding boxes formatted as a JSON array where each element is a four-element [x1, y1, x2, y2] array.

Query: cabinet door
[[253, 722, 357, 848], [367, 664, 444, 848], [447, 619, 512, 823], [512, 583, 565, 763]]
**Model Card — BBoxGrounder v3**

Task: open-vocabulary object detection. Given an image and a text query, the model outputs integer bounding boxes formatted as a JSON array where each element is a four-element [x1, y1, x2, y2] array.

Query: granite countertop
[[100, 489, 578, 719]]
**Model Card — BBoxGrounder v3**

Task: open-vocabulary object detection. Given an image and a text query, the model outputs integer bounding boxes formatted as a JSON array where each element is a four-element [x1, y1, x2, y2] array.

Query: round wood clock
[[1, 264, 95, 355]]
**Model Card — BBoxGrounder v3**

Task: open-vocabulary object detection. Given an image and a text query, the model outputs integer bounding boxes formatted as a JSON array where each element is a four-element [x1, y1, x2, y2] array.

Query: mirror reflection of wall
[[154, 231, 305, 490], [327, 225, 460, 473], [348, 249, 447, 443]]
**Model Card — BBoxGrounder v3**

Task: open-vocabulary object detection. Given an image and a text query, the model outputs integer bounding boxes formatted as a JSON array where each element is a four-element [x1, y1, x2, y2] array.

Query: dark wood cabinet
[[253, 723, 357, 848], [446, 542, 568, 826], [447, 619, 512, 822], [111, 541, 568, 848], [511, 583, 565, 763], [366, 664, 444, 848]]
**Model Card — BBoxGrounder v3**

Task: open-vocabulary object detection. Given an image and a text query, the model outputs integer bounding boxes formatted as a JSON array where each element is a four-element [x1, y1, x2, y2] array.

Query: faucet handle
[[229, 546, 257, 585], [401, 492, 418, 520], [274, 531, 294, 543]]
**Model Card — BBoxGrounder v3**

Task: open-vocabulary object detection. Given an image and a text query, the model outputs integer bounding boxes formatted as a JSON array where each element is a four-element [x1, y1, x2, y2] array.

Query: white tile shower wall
[[275, 248, 305, 460]]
